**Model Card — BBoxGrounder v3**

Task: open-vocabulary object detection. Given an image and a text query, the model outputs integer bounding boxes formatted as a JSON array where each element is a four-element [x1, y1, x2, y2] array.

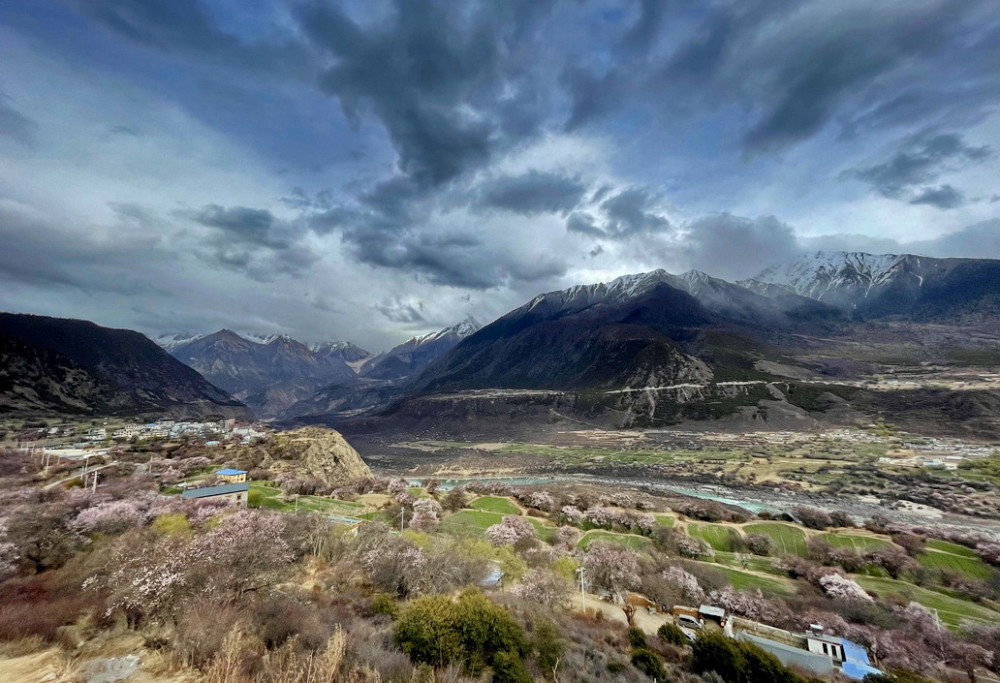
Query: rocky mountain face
[[360, 315, 482, 380], [256, 426, 371, 488], [0, 313, 248, 417], [281, 316, 484, 421], [168, 330, 365, 417], [746, 251, 1000, 321]]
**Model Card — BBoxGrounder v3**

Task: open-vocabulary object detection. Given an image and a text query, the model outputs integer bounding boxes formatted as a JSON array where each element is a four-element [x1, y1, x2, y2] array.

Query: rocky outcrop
[[262, 427, 371, 487]]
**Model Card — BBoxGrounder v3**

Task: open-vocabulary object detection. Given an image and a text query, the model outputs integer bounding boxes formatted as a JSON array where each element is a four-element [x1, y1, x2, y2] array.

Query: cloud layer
[[0, 0, 998, 350]]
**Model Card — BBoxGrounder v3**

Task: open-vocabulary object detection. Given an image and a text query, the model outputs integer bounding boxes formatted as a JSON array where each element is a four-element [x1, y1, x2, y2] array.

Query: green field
[[819, 533, 894, 552], [440, 509, 505, 532], [713, 552, 785, 576], [688, 523, 744, 552], [856, 576, 1000, 628], [577, 530, 653, 552], [470, 496, 521, 515], [742, 523, 808, 556], [690, 562, 794, 595], [248, 483, 366, 517], [926, 539, 979, 558], [655, 514, 676, 527], [917, 549, 995, 580]]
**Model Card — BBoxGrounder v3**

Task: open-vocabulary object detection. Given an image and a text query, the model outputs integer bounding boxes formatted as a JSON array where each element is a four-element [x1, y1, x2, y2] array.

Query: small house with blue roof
[[216, 468, 247, 484]]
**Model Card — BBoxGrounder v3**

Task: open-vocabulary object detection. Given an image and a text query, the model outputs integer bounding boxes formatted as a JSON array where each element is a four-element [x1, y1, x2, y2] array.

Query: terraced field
[[689, 562, 794, 595], [471, 496, 521, 514], [926, 539, 980, 557], [655, 514, 676, 527], [688, 523, 744, 552], [440, 509, 505, 533], [577, 530, 653, 551], [742, 522, 807, 556], [917, 549, 995, 580], [856, 576, 1000, 628], [819, 532, 895, 552]]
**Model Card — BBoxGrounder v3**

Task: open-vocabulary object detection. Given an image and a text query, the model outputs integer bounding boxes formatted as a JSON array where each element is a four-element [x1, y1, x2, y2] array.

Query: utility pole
[[91, 470, 97, 493]]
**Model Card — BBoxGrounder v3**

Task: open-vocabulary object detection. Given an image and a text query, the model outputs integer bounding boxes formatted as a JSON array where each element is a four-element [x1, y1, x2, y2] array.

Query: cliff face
[[262, 427, 372, 487]]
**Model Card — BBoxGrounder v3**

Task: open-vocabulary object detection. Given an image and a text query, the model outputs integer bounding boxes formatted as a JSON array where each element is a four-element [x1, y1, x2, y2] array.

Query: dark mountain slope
[[0, 313, 247, 416], [170, 330, 357, 417]]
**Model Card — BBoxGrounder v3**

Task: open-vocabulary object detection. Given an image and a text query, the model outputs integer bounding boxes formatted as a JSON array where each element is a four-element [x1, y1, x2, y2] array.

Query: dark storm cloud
[[909, 185, 965, 209], [563, 0, 997, 157], [565, 187, 671, 239], [68, 0, 311, 76], [0, 96, 37, 146], [475, 171, 586, 215], [186, 204, 320, 280], [298, 0, 556, 188], [843, 131, 991, 207], [192, 204, 300, 249]]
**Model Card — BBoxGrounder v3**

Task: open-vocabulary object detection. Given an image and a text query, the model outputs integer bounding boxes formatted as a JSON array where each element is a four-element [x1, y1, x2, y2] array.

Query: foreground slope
[[0, 313, 248, 417]]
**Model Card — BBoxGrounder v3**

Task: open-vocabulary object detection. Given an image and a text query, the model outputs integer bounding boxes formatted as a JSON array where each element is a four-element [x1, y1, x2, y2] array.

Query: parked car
[[677, 614, 704, 629]]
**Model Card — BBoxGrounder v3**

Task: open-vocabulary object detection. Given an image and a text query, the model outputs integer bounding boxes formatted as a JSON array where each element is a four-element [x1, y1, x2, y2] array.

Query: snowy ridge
[[752, 251, 906, 301], [154, 332, 205, 350], [411, 314, 482, 345], [524, 269, 688, 314]]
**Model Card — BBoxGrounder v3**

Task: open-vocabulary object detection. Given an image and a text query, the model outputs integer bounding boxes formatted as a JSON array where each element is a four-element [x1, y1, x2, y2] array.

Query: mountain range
[[4, 251, 999, 429], [162, 316, 482, 417], [0, 313, 249, 417]]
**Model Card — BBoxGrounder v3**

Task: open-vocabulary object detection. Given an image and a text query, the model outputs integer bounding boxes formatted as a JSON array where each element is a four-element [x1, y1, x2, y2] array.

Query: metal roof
[[699, 605, 726, 618], [181, 482, 249, 498], [216, 468, 247, 476], [840, 638, 872, 665]]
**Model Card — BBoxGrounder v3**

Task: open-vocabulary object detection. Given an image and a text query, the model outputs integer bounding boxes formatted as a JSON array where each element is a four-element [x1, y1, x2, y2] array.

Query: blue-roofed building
[[181, 482, 249, 506], [216, 468, 247, 483], [736, 633, 835, 677], [839, 637, 882, 680]]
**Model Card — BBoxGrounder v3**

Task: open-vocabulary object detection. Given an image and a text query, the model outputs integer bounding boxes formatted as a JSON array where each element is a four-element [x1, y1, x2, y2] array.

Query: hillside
[[169, 330, 362, 417], [0, 313, 248, 417]]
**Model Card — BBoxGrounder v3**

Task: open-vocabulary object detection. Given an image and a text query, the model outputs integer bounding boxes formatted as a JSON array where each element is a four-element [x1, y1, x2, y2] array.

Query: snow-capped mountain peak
[[154, 332, 205, 350], [752, 251, 906, 303]]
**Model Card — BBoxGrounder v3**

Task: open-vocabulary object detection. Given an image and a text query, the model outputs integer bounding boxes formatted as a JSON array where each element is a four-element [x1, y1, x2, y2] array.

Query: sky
[[1, 0, 999, 351]]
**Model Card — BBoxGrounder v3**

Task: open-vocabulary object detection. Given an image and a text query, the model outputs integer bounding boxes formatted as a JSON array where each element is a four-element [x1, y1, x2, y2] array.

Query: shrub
[[657, 622, 688, 647], [491, 649, 531, 683], [533, 619, 565, 680], [247, 488, 265, 508], [745, 533, 773, 556], [443, 488, 468, 512], [792, 506, 833, 530], [627, 626, 647, 648], [630, 648, 667, 679], [394, 590, 528, 676], [152, 513, 193, 537], [693, 631, 805, 683], [371, 593, 399, 619]]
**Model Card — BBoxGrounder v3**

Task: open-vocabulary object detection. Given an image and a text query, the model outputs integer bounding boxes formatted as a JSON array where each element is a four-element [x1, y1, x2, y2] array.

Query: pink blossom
[[818, 573, 873, 602], [486, 515, 538, 548], [511, 568, 572, 606]]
